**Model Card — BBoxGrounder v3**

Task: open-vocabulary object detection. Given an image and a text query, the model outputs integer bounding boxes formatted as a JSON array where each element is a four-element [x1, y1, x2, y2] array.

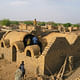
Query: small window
[[26, 50, 31, 57], [1, 42, 4, 48]]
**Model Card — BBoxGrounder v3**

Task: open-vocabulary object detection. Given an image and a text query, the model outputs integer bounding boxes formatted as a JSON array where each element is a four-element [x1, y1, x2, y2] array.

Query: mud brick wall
[[38, 55, 45, 75], [17, 52, 38, 76], [0, 47, 12, 62]]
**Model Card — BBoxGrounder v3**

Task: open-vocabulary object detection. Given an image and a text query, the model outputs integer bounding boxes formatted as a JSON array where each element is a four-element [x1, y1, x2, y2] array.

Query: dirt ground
[[0, 59, 17, 80], [0, 59, 39, 80]]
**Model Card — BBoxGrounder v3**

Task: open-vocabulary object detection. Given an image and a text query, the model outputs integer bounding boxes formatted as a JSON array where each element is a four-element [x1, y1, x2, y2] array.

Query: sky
[[0, 0, 80, 24]]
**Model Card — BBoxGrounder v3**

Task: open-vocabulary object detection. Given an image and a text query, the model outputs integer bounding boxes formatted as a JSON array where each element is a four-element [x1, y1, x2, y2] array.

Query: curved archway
[[23, 34, 34, 47], [1, 42, 4, 47], [23, 34, 42, 53], [12, 46, 17, 62]]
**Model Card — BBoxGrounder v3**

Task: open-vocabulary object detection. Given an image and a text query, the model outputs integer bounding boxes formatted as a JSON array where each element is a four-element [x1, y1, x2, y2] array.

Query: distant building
[[19, 23, 35, 31]]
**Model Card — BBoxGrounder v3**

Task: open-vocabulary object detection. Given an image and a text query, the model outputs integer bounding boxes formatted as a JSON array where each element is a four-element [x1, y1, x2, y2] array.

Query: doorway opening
[[26, 50, 31, 57], [12, 46, 17, 62]]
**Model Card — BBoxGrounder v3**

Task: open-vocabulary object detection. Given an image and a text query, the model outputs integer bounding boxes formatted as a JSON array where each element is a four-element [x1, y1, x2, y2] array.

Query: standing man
[[33, 19, 37, 26], [20, 61, 25, 79]]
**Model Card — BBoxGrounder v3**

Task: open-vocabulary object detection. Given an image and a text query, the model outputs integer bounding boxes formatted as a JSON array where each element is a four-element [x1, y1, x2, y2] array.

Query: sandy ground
[[0, 59, 37, 80], [0, 59, 17, 80]]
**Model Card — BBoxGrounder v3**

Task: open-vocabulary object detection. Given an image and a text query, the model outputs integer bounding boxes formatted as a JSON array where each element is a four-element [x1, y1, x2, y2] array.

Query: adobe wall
[[0, 43, 45, 76], [3, 31, 27, 45], [0, 47, 45, 76], [19, 24, 27, 30], [17, 52, 40, 76], [38, 55, 45, 75], [70, 36, 80, 57], [0, 47, 12, 62], [44, 34, 80, 75], [44, 37, 71, 75], [27, 25, 35, 31], [16, 52, 45, 76]]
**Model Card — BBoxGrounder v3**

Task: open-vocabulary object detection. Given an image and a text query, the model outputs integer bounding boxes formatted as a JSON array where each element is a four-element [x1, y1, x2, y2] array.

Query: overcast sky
[[0, 0, 80, 23]]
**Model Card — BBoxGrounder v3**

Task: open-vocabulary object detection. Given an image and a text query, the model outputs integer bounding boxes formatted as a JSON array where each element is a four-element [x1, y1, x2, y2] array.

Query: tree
[[53, 23, 58, 27], [73, 24, 80, 27], [1, 19, 11, 26], [10, 21, 19, 25], [63, 23, 72, 27], [46, 22, 58, 27], [24, 21, 33, 25], [38, 22, 45, 26]]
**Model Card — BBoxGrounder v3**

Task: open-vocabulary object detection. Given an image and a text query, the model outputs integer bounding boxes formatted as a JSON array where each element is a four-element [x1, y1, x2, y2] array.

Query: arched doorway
[[23, 34, 34, 47], [23, 34, 42, 53], [12, 46, 17, 62], [26, 50, 31, 57], [1, 42, 4, 47]]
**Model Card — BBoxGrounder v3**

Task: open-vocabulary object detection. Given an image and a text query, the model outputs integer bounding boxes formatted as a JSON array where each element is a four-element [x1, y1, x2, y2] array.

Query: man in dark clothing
[[20, 61, 25, 78]]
